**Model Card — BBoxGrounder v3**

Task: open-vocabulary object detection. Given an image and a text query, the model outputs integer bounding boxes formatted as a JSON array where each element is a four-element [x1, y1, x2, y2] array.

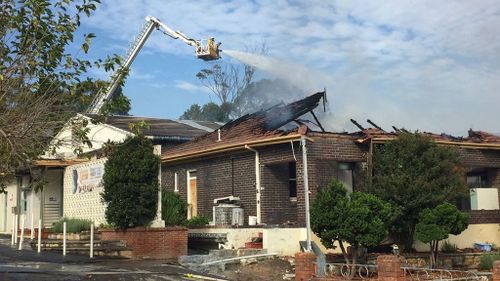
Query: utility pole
[[301, 136, 312, 252]]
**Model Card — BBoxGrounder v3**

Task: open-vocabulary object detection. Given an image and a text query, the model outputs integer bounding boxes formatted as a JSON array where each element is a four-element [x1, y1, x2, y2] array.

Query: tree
[[194, 43, 267, 120], [181, 78, 304, 122], [311, 179, 392, 276], [415, 203, 468, 268], [0, 0, 122, 192], [180, 102, 230, 122], [69, 79, 130, 115], [369, 133, 467, 251], [161, 191, 187, 226], [102, 136, 159, 229]]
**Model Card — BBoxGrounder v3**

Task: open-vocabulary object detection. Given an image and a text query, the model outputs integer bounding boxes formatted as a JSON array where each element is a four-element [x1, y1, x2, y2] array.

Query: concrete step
[[29, 239, 131, 258], [30, 239, 126, 248]]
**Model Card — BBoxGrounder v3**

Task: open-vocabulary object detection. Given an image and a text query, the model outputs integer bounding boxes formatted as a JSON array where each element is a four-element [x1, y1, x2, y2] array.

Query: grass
[[52, 217, 93, 233], [479, 253, 500, 270], [440, 240, 458, 253], [183, 215, 210, 228]]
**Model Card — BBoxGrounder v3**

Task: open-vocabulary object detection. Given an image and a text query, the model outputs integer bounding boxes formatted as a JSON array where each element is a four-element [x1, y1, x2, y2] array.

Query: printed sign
[[72, 163, 104, 194]]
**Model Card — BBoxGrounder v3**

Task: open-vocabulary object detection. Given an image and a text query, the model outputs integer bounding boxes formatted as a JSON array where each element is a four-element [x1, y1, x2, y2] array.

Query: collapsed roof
[[352, 126, 500, 146], [161, 91, 327, 162]]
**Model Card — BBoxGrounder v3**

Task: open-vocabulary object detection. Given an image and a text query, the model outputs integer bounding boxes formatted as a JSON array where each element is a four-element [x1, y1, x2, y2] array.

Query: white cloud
[[82, 0, 500, 136], [174, 80, 211, 94]]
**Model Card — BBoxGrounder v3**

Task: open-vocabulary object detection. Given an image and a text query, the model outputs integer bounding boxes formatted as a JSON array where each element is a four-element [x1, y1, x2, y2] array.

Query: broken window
[[289, 162, 297, 199], [337, 162, 353, 193]]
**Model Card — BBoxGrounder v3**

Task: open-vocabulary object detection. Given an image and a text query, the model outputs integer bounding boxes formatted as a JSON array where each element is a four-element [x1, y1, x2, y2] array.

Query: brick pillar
[[493, 261, 500, 281], [377, 255, 404, 281], [295, 252, 317, 281]]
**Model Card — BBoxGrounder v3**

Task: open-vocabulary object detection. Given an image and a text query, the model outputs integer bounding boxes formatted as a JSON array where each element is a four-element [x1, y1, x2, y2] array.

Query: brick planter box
[[18, 228, 50, 239], [100, 227, 187, 260]]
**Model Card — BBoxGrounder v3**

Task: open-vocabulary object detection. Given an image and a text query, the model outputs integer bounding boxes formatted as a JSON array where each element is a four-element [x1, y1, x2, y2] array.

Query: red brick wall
[[100, 227, 187, 260], [493, 261, 500, 281], [377, 255, 404, 281], [295, 252, 317, 281]]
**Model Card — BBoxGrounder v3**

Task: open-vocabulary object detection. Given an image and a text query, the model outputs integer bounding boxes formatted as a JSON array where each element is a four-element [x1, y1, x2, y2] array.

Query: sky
[[76, 0, 500, 136]]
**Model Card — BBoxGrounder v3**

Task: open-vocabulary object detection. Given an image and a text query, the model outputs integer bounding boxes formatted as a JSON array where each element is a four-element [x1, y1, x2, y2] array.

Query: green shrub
[[440, 240, 458, 253], [52, 217, 92, 233], [162, 191, 187, 226], [102, 136, 159, 229], [183, 215, 210, 228], [98, 222, 115, 229], [479, 253, 500, 270]]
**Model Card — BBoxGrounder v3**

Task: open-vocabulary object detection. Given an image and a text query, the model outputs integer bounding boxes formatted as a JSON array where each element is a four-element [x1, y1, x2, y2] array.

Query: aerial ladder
[[87, 16, 221, 114]]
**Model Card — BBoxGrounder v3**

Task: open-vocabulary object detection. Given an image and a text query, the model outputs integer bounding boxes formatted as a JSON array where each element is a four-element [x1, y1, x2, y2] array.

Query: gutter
[[161, 134, 313, 163]]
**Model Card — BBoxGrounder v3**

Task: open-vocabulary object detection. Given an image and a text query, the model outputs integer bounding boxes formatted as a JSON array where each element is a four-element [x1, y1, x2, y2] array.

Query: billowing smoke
[[224, 50, 355, 132]]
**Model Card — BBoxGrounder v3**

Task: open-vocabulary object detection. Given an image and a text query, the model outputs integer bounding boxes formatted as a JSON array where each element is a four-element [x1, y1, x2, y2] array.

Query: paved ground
[[0, 238, 227, 281]]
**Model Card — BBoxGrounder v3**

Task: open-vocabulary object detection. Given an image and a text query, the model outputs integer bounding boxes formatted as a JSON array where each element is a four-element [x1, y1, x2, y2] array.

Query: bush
[[440, 240, 458, 253], [479, 253, 500, 270], [162, 191, 187, 226], [183, 215, 210, 228], [52, 217, 92, 233], [102, 136, 160, 229]]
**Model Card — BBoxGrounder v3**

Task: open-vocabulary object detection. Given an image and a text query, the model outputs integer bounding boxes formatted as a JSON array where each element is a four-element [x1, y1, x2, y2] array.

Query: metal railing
[[320, 262, 486, 281], [322, 263, 378, 279], [402, 266, 485, 281]]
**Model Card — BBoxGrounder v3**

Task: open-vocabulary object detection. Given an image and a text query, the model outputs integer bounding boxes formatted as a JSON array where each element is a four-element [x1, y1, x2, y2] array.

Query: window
[[289, 162, 297, 199], [467, 174, 488, 188], [174, 172, 179, 192], [337, 162, 353, 193], [20, 191, 28, 214]]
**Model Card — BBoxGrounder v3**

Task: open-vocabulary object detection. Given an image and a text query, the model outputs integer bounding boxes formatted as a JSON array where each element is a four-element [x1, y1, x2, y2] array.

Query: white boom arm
[[87, 16, 220, 115]]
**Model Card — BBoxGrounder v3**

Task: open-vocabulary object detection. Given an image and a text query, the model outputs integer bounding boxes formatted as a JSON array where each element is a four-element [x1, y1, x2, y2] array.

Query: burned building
[[161, 92, 367, 226], [160, 92, 499, 253]]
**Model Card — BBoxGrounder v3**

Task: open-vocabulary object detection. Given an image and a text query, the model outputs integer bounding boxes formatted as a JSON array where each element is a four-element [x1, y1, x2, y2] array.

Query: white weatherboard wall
[[63, 158, 107, 225], [0, 178, 17, 234], [45, 114, 130, 159]]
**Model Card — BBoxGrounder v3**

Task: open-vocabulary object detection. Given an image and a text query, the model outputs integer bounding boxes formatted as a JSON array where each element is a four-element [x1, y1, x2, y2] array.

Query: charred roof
[[161, 91, 327, 161]]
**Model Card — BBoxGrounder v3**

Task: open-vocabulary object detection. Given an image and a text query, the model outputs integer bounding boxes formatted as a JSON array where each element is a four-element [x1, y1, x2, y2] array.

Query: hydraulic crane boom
[[87, 16, 221, 115]]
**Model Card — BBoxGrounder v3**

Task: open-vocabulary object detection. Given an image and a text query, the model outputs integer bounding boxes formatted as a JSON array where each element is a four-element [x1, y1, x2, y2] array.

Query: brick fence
[[296, 254, 500, 281], [493, 261, 500, 281], [100, 227, 187, 260]]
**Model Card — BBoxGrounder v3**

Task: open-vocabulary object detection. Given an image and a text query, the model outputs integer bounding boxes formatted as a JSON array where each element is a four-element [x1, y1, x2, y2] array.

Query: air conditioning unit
[[232, 208, 244, 226], [214, 204, 238, 225]]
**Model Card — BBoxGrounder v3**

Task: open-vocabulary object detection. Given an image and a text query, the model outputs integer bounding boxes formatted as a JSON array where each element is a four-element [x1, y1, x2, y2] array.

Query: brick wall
[[161, 135, 368, 227], [493, 261, 500, 281], [300, 134, 367, 225], [100, 227, 187, 260], [162, 151, 256, 224], [456, 148, 500, 167], [295, 252, 317, 281], [261, 163, 297, 224], [467, 210, 500, 224]]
